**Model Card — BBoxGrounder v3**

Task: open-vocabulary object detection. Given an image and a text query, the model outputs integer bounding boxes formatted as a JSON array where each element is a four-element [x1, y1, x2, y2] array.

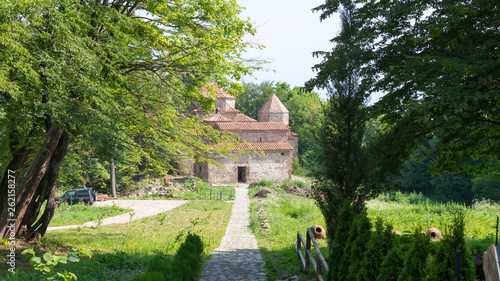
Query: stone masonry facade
[[189, 83, 298, 184]]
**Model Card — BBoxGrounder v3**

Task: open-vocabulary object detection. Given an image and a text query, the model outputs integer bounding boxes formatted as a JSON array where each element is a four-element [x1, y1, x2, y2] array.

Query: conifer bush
[[397, 230, 430, 281], [338, 214, 360, 281], [376, 241, 409, 281], [357, 219, 395, 281], [327, 201, 354, 281], [347, 210, 372, 280], [427, 212, 476, 281]]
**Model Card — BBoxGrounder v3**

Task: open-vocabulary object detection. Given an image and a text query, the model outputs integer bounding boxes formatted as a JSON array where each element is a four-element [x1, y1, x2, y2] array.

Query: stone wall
[[258, 112, 289, 126], [214, 99, 236, 113], [198, 150, 293, 184], [288, 137, 299, 159]]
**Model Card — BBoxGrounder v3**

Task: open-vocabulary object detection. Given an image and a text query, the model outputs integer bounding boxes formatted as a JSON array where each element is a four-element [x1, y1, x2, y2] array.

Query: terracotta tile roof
[[224, 106, 240, 113], [214, 122, 290, 131], [220, 142, 294, 151], [288, 131, 299, 140], [201, 82, 236, 99], [258, 94, 289, 113], [234, 114, 257, 122], [203, 114, 232, 122]]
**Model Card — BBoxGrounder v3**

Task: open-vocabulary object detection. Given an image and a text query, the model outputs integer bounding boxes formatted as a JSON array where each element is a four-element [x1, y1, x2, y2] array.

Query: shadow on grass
[[1, 246, 157, 281]]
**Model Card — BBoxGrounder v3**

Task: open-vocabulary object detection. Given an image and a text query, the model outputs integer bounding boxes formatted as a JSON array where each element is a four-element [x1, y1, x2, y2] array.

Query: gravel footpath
[[199, 183, 266, 281], [46, 200, 189, 231]]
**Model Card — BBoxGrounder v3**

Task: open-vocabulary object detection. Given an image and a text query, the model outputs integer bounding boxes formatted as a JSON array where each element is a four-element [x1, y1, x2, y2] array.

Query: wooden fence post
[[305, 228, 311, 275]]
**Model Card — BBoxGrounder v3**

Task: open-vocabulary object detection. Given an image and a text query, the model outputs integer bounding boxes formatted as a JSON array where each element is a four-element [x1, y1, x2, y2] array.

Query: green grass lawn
[[249, 189, 498, 280], [1, 200, 232, 280], [48, 202, 133, 226]]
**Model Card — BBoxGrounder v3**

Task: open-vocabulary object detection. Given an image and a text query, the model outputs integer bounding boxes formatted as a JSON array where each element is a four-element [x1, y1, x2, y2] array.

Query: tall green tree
[[236, 81, 276, 120], [306, 0, 372, 239], [351, 0, 500, 181], [0, 0, 258, 238]]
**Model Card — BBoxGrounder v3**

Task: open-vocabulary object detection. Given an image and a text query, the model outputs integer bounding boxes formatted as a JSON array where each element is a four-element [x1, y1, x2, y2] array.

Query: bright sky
[[238, 1, 383, 103], [238, 0, 339, 100]]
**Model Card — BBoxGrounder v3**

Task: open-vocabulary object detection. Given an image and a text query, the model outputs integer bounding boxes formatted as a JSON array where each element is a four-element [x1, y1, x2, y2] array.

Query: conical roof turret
[[258, 94, 289, 125], [258, 94, 288, 114]]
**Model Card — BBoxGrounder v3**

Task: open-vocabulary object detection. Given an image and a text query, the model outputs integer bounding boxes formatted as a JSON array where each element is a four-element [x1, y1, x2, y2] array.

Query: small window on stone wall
[[260, 137, 262, 142], [216, 109, 218, 113], [281, 152, 285, 155]]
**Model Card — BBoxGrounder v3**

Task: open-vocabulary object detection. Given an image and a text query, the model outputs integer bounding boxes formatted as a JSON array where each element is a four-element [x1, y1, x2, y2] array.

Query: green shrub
[[377, 242, 408, 281], [397, 230, 430, 281], [427, 212, 476, 281], [338, 212, 360, 281], [347, 210, 372, 280], [327, 201, 354, 281], [258, 179, 274, 187], [292, 158, 303, 175], [182, 190, 198, 200], [379, 191, 433, 205], [147, 255, 172, 278], [357, 218, 395, 281], [130, 271, 165, 281], [292, 180, 308, 189], [184, 176, 203, 189], [282, 179, 292, 187]]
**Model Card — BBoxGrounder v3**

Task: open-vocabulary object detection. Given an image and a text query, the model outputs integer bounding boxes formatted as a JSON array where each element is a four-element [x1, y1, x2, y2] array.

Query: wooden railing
[[297, 228, 328, 281]]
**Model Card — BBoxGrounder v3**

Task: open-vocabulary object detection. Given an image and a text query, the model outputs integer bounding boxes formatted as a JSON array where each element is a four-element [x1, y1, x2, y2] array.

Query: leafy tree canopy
[[311, 0, 500, 180], [0, 0, 260, 173], [0, 0, 260, 238]]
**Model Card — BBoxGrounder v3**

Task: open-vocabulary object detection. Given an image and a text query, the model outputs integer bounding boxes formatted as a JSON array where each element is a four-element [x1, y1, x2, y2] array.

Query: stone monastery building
[[190, 83, 298, 184]]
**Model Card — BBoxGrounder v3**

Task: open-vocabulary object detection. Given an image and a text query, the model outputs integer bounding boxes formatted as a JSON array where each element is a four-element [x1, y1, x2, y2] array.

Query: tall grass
[[369, 192, 497, 252], [249, 193, 326, 280], [250, 190, 498, 280]]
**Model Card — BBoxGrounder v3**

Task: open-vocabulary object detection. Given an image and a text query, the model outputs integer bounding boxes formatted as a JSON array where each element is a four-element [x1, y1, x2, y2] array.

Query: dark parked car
[[56, 188, 97, 205]]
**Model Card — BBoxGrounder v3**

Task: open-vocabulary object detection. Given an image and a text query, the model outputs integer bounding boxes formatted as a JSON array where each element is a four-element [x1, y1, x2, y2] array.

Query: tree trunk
[[0, 123, 62, 237], [0, 147, 33, 233], [81, 151, 96, 188], [21, 133, 70, 238], [111, 158, 116, 197], [0, 124, 37, 232]]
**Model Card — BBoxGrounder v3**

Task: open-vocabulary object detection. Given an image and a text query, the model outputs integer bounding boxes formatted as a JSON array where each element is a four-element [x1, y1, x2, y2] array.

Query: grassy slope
[[249, 187, 327, 280], [0, 200, 232, 280]]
